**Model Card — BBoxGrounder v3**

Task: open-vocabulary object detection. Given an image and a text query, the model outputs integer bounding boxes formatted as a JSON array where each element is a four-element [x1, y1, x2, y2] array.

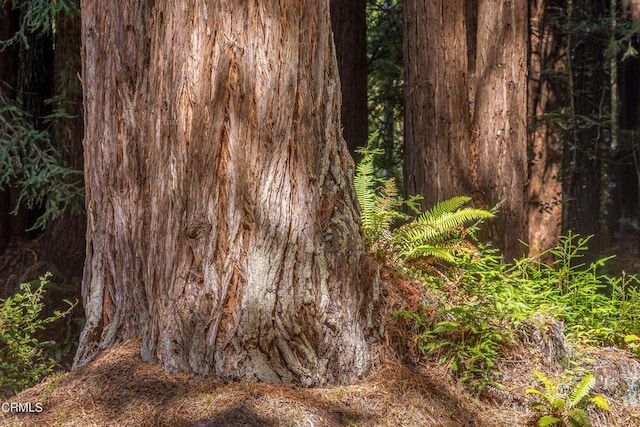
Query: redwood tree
[[527, 0, 565, 254], [330, 0, 368, 158], [403, 0, 472, 208], [74, 1, 379, 386], [403, 0, 528, 259]]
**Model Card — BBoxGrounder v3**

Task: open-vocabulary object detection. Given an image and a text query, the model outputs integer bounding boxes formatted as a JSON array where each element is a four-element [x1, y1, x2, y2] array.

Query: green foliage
[[0, 0, 79, 48], [507, 233, 640, 346], [393, 197, 495, 264], [527, 370, 609, 427], [625, 334, 640, 357], [355, 146, 494, 266], [0, 94, 84, 230], [367, 0, 403, 182], [397, 232, 640, 392], [398, 244, 516, 391], [0, 273, 75, 397], [354, 146, 409, 251]]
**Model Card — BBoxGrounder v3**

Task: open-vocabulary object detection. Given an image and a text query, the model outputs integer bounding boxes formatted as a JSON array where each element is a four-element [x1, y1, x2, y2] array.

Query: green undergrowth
[[355, 147, 640, 392], [0, 273, 75, 398]]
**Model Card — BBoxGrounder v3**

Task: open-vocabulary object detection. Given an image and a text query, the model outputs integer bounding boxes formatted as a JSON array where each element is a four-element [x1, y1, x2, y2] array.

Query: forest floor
[[1, 239, 640, 426], [1, 337, 639, 427]]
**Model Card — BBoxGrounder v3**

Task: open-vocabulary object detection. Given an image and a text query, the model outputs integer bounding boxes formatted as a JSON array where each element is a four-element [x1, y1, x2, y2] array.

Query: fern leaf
[[419, 196, 472, 223], [589, 395, 608, 410], [566, 408, 591, 427], [533, 370, 557, 397], [537, 415, 562, 427], [354, 153, 377, 227], [569, 374, 595, 408], [400, 245, 457, 263]]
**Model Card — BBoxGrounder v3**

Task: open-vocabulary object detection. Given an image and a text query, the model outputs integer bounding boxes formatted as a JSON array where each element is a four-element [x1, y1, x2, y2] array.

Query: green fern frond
[[418, 196, 472, 223], [537, 415, 562, 427], [533, 370, 557, 397], [354, 147, 407, 248], [399, 245, 457, 263], [569, 374, 595, 408], [393, 202, 493, 262], [354, 152, 378, 228], [566, 408, 591, 427], [354, 145, 493, 265], [589, 395, 609, 410]]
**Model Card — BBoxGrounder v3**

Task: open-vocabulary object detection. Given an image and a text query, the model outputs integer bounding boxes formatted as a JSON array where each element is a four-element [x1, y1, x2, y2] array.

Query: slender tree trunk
[[330, 0, 368, 159], [470, 0, 529, 259], [403, 0, 473, 209], [527, 0, 565, 254], [75, 1, 379, 386], [38, 2, 85, 279]]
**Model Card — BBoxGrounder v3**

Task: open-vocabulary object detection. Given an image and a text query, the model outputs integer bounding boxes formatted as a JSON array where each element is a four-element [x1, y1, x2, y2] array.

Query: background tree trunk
[[75, 1, 379, 387], [403, 0, 528, 259], [330, 0, 368, 159], [38, 1, 86, 279], [403, 0, 473, 208], [470, 0, 529, 259], [527, 0, 565, 254]]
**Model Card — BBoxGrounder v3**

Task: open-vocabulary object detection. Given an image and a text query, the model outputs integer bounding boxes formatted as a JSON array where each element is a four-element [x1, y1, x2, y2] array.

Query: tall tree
[[403, 0, 472, 208], [528, 0, 566, 254], [330, 0, 368, 158], [403, 0, 528, 259], [471, 0, 528, 258], [74, 1, 379, 386]]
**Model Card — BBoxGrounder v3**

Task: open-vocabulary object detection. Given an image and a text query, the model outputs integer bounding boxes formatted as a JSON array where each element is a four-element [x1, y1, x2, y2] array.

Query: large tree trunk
[[38, 1, 86, 279], [403, 0, 528, 259], [74, 1, 379, 386], [527, 0, 565, 254], [330, 0, 368, 158], [403, 0, 473, 208]]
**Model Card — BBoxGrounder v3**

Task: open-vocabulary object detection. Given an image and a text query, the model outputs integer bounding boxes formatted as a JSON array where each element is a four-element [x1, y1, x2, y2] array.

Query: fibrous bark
[[75, 0, 378, 386], [403, 0, 472, 208]]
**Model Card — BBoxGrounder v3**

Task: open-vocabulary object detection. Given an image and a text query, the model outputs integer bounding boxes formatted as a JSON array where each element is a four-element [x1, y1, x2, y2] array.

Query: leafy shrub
[[527, 370, 608, 427], [398, 244, 517, 391], [0, 273, 75, 397]]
